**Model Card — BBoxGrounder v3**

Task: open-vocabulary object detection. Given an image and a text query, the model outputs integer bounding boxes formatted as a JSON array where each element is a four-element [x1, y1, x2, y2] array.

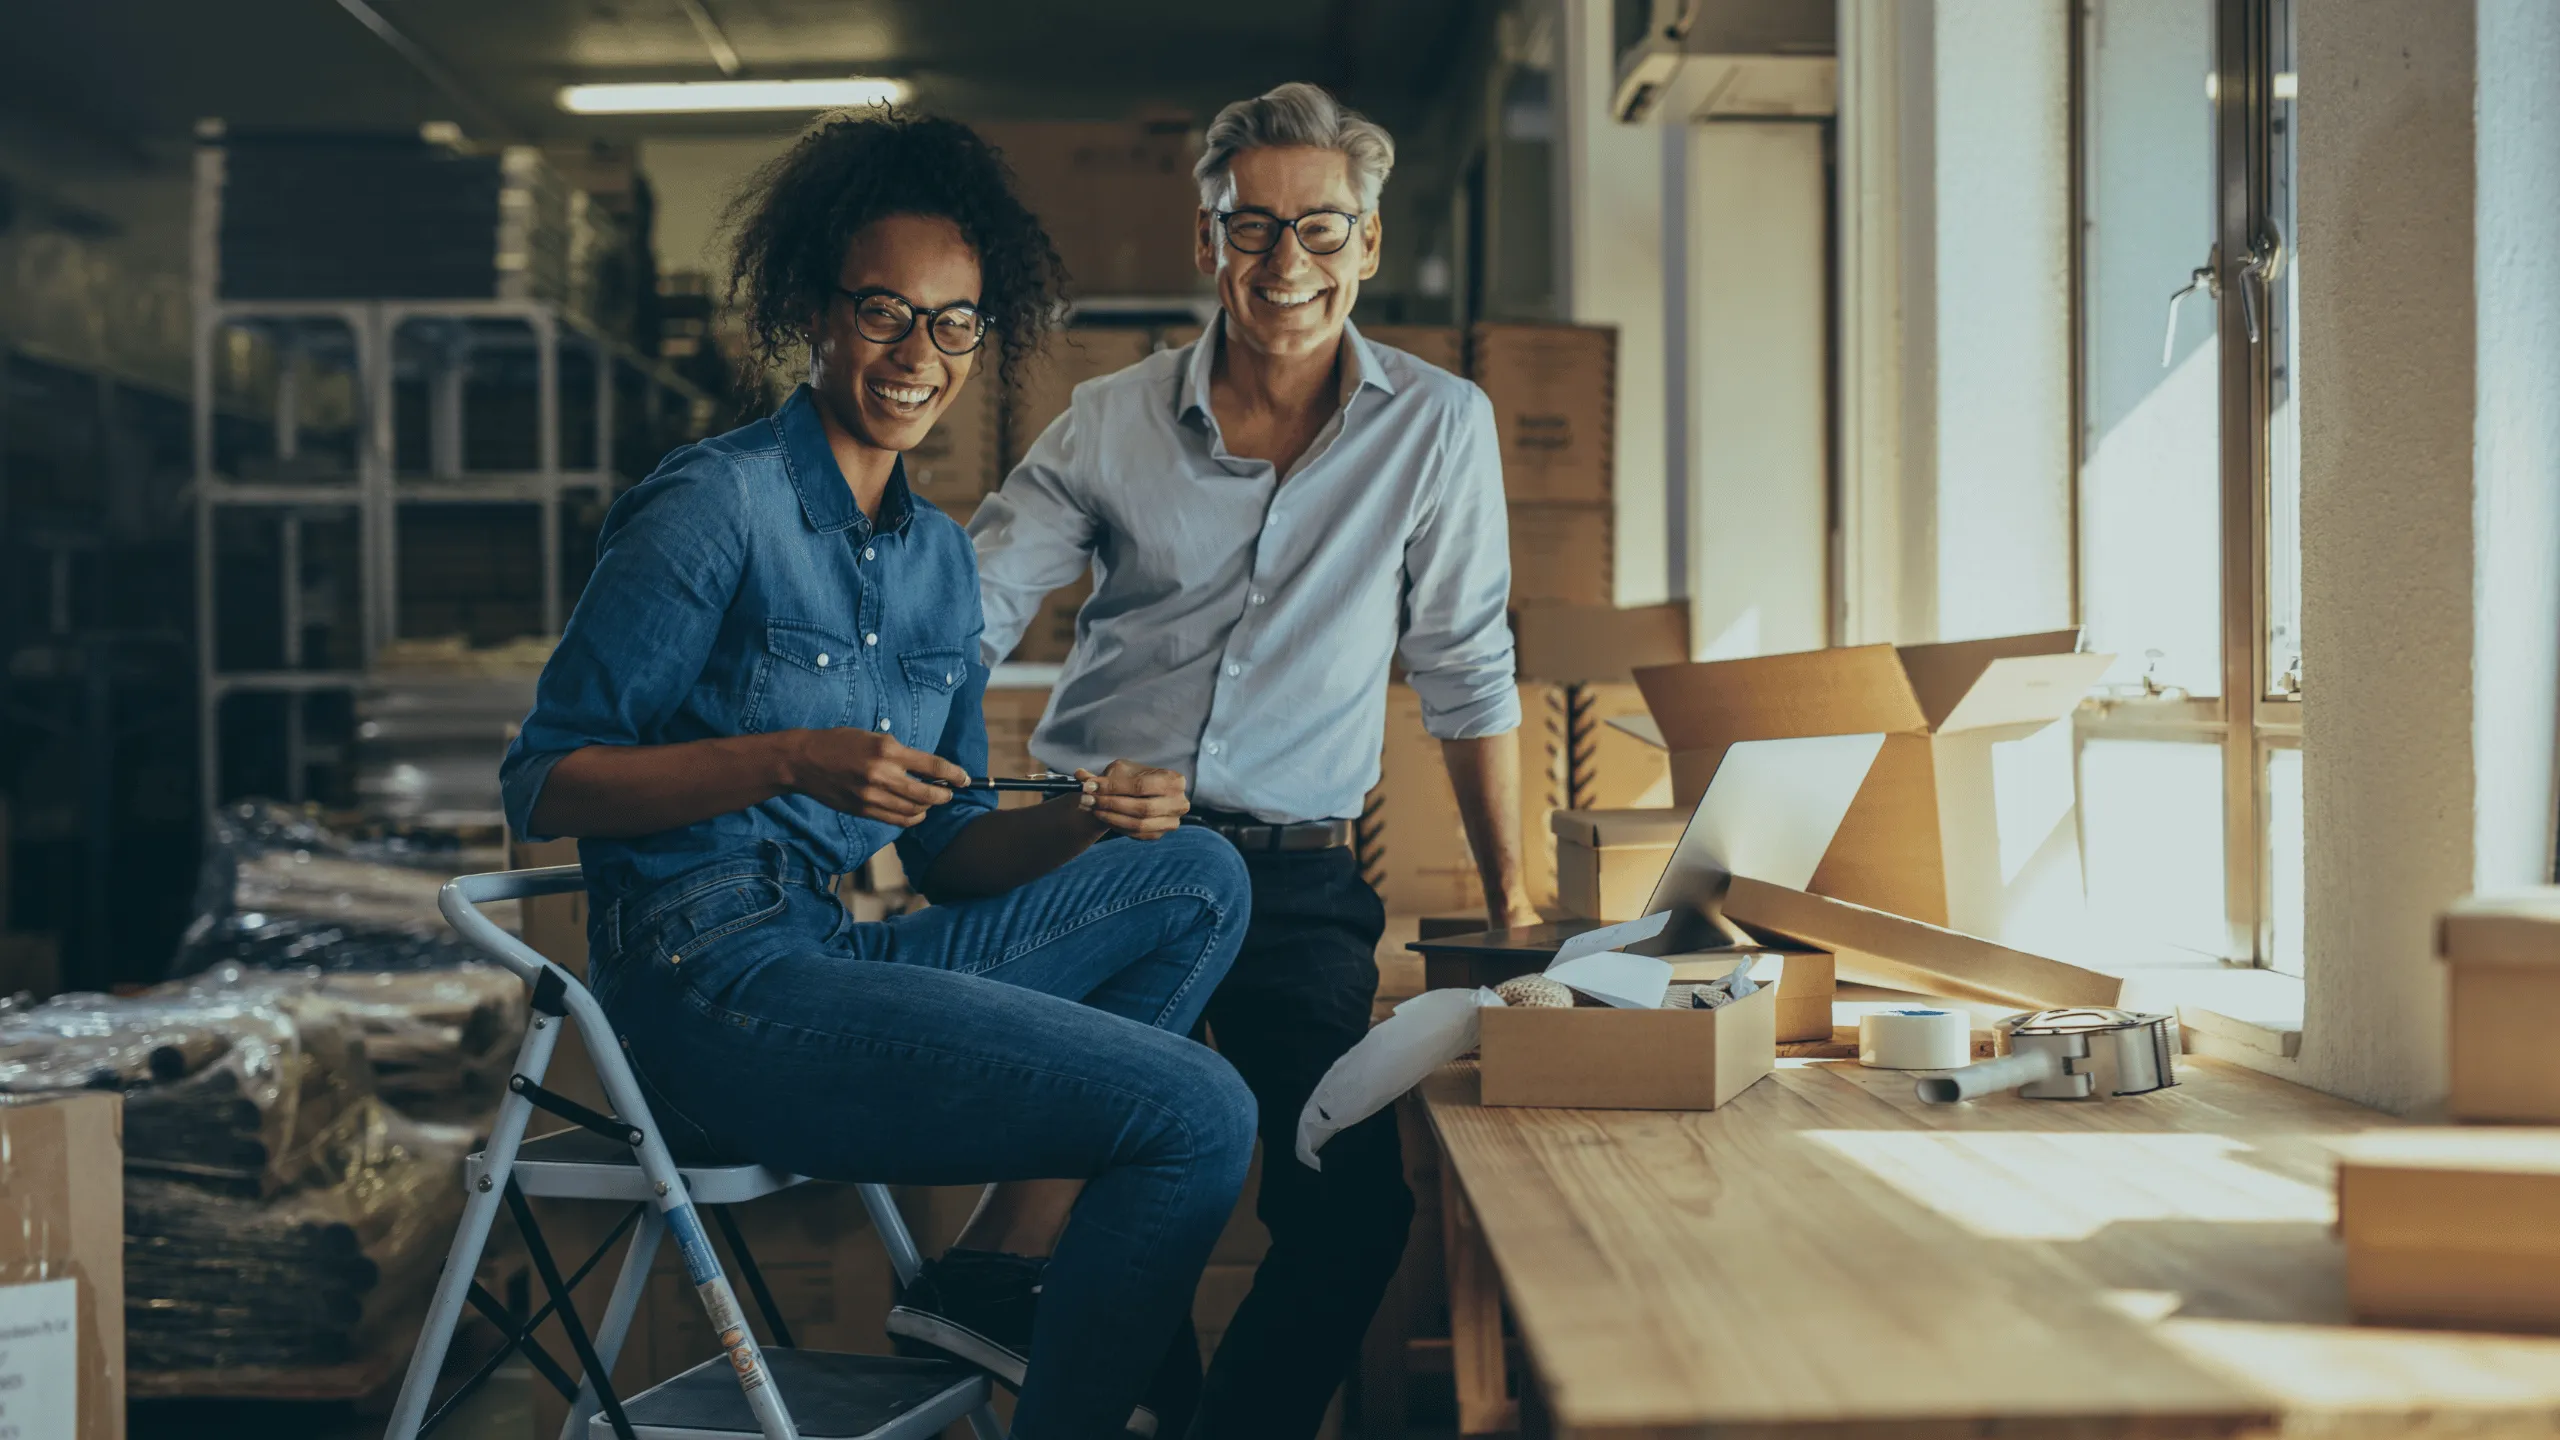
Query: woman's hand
[[1074, 759, 1190, 840], [784, 729, 973, 827]]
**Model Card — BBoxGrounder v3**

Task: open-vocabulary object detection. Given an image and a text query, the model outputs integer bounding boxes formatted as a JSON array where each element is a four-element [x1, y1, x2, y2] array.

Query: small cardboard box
[[1634, 631, 2113, 946], [0, 1092, 125, 1440], [1508, 503, 1613, 607], [1480, 980, 1776, 1110], [1360, 683, 1562, 914], [1003, 326, 1159, 472], [1550, 807, 1685, 923], [2439, 889, 2560, 1122], [1470, 322, 1616, 505], [1360, 323, 1466, 375], [2338, 1129, 2560, 1331], [904, 374, 1000, 508]]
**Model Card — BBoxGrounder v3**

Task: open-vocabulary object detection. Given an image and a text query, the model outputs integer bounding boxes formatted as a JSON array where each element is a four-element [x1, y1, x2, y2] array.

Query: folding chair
[[383, 865, 1004, 1440]]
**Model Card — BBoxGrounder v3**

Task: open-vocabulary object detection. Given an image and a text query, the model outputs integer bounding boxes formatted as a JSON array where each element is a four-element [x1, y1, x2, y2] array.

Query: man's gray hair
[[1194, 82, 1396, 212]]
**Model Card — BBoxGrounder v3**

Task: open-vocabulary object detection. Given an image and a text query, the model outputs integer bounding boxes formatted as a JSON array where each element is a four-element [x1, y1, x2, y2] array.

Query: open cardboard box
[[1480, 979, 1776, 1110], [1632, 631, 2114, 952]]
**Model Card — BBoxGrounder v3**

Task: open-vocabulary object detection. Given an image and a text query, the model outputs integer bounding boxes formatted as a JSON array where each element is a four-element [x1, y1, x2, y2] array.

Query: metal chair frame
[[382, 865, 1003, 1440]]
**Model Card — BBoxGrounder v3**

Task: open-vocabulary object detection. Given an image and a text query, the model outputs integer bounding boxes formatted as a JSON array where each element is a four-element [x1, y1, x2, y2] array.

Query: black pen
[[915, 774, 1090, 796]]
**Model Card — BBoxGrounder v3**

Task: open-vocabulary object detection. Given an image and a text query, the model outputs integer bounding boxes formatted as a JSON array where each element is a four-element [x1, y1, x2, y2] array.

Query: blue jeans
[[589, 827, 1256, 1440]]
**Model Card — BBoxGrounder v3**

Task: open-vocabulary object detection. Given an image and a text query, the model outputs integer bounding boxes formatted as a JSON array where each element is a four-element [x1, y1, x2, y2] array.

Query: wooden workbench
[[1421, 1056, 2560, 1439]]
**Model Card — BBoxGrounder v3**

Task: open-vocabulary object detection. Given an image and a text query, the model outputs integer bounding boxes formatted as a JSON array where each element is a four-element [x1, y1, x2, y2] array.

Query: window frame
[[2071, 0, 2300, 969]]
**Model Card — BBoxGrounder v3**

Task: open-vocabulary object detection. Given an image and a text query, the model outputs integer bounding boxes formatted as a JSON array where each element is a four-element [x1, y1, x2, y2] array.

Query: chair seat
[[469, 1128, 805, 1205], [592, 1348, 989, 1440]]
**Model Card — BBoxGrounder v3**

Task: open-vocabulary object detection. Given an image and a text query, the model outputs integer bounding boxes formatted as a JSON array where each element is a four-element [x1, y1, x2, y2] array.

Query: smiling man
[[968, 83, 1529, 1439]]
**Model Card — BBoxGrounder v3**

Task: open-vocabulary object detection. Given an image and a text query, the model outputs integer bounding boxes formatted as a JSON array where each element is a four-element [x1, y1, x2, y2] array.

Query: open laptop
[[1639, 731, 1887, 952]]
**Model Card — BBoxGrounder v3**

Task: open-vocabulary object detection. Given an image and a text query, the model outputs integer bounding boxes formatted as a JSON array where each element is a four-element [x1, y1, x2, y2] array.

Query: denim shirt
[[501, 385, 995, 905]]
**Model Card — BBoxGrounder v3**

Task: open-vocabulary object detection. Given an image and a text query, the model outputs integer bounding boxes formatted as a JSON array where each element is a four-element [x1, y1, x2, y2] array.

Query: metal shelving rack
[[191, 180, 715, 811]]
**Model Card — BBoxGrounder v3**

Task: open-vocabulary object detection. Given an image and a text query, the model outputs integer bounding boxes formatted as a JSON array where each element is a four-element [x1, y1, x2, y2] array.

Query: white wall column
[[1836, 0, 1911, 646], [2473, 0, 2560, 893], [2295, 0, 2477, 1111], [1556, 0, 1675, 609]]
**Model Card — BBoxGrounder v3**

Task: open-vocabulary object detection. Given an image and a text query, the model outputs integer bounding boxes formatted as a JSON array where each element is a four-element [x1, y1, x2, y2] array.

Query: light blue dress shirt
[[969, 315, 1520, 824]]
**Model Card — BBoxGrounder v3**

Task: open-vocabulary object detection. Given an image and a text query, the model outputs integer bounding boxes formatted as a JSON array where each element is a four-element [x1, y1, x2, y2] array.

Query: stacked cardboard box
[[1474, 323, 1617, 606], [2333, 893, 2560, 1331], [0, 1092, 125, 1440], [1359, 683, 1563, 915], [975, 122, 1208, 300]]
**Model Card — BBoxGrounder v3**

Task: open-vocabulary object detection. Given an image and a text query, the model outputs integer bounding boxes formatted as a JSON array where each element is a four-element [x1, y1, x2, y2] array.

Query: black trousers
[[1183, 844, 1414, 1440]]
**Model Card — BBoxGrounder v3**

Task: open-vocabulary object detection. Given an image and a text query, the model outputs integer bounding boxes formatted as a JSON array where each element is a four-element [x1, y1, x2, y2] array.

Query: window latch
[[2162, 249, 2221, 368], [2235, 226, 2287, 346]]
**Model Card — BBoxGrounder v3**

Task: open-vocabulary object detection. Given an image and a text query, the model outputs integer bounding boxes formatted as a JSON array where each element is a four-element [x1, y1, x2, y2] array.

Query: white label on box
[[0, 1278, 78, 1440]]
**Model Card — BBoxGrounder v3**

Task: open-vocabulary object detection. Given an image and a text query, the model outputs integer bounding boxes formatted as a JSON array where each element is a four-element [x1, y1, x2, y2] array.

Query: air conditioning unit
[[1612, 0, 1838, 123]]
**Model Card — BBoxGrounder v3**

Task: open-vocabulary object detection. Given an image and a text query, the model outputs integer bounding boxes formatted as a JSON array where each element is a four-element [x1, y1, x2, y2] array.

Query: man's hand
[[782, 729, 971, 827], [1074, 759, 1190, 840]]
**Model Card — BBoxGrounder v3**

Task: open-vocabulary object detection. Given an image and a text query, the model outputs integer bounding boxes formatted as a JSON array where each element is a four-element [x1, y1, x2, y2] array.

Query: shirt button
[[1226, 663, 1241, 677], [865, 633, 878, 646], [1204, 740, 1222, 756], [815, 653, 830, 668], [877, 717, 892, 731], [1250, 592, 1266, 605], [863, 547, 876, 561]]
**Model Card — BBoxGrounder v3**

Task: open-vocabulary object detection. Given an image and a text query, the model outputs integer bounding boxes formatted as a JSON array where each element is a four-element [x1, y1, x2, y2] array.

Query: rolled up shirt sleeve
[[500, 454, 747, 842], [1397, 384, 1521, 740], [969, 406, 1100, 667]]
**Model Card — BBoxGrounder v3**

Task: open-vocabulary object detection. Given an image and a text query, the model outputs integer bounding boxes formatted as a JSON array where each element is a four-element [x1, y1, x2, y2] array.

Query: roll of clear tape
[[1857, 1008, 1974, 1070]]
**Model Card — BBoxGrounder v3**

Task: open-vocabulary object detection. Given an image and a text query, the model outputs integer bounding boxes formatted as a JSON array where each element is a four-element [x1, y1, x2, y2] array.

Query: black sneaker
[[886, 1248, 1161, 1437]]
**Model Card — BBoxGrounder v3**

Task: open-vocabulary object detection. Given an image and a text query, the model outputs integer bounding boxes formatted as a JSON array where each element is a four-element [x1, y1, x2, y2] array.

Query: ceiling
[[1, 0, 1486, 166]]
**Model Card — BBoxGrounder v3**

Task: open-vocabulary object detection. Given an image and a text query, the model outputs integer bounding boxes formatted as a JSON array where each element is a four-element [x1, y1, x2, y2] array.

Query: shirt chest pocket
[[901, 648, 969, 746], [742, 619, 860, 733]]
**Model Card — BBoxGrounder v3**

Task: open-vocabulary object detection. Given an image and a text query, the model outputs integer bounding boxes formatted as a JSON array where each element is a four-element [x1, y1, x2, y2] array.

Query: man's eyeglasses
[[835, 287, 990, 355], [1216, 209, 1362, 256]]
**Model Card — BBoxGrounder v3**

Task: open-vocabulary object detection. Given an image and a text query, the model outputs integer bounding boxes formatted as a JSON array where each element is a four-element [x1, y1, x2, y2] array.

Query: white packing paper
[[1297, 987, 1505, 1171], [1544, 950, 1675, 1009]]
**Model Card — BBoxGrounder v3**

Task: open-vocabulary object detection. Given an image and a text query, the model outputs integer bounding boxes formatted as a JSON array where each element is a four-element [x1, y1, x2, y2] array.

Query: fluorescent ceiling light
[[558, 77, 908, 114]]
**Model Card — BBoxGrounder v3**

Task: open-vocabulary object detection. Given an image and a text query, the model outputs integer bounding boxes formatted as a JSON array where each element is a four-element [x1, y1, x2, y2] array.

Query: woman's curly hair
[[725, 108, 1067, 395]]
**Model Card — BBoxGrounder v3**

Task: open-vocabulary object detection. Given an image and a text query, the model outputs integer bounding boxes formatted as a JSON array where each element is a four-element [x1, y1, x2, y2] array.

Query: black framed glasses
[[835, 286, 990, 355], [1216, 209, 1362, 256]]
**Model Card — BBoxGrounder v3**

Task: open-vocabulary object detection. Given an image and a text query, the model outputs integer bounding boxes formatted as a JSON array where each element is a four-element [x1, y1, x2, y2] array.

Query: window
[[2073, 0, 2301, 969]]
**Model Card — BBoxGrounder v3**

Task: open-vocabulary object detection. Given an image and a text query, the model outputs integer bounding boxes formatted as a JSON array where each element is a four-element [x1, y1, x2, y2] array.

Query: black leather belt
[[1184, 810, 1355, 853]]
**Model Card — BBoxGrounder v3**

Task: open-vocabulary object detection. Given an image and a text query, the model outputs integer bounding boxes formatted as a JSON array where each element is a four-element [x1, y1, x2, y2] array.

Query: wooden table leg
[[1441, 1172, 1517, 1435]]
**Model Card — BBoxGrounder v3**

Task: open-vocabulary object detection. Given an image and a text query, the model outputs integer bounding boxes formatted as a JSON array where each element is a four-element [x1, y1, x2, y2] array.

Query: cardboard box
[[2440, 889, 2560, 1122], [976, 122, 1208, 299], [1005, 326, 1158, 472], [0, 1092, 125, 1440], [1726, 875, 2126, 1010], [1551, 682, 1672, 812], [1470, 322, 1616, 505], [905, 373, 1000, 510], [1479, 981, 1775, 1110], [2339, 1129, 2560, 1331], [1511, 601, 1689, 686], [1508, 503, 1612, 607], [1359, 683, 1561, 914], [1360, 323, 1465, 375], [1550, 808, 1684, 924], [1633, 632, 2113, 946]]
